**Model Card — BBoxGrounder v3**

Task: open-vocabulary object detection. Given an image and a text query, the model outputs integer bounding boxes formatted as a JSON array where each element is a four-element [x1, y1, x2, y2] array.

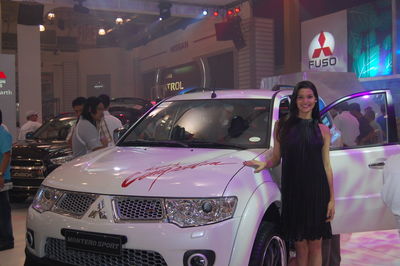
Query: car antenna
[[211, 80, 217, 99]]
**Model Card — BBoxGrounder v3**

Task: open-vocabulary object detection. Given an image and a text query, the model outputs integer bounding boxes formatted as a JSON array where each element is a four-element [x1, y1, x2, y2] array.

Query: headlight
[[32, 186, 63, 213], [165, 197, 237, 227], [50, 155, 74, 165]]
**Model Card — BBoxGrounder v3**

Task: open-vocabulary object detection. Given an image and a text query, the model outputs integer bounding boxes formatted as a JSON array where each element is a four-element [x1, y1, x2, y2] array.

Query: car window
[[388, 89, 400, 139], [121, 99, 271, 149], [33, 117, 76, 141], [322, 92, 388, 149], [279, 97, 290, 119]]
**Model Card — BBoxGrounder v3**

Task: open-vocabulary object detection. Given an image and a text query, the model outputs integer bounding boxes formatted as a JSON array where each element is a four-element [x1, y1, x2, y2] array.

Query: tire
[[249, 221, 287, 266]]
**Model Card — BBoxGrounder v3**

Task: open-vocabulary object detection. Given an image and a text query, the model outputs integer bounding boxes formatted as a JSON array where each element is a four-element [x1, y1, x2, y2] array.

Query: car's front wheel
[[249, 221, 287, 266]]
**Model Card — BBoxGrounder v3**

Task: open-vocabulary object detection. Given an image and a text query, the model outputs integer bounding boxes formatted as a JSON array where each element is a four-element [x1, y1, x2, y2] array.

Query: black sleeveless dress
[[280, 118, 332, 241]]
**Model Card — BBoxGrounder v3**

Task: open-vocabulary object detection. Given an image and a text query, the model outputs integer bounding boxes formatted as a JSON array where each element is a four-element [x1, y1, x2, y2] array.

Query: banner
[[0, 54, 17, 140]]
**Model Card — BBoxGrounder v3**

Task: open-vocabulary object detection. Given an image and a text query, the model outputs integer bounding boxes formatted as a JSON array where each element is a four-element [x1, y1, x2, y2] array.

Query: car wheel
[[249, 221, 287, 266]]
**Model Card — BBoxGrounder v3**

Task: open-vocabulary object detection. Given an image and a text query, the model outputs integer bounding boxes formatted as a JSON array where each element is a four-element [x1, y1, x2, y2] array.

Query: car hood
[[12, 140, 71, 159], [44, 146, 264, 197]]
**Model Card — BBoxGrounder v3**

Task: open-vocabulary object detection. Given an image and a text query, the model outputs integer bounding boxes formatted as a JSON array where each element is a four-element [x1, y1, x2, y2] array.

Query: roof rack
[[178, 87, 232, 95], [271, 84, 295, 91]]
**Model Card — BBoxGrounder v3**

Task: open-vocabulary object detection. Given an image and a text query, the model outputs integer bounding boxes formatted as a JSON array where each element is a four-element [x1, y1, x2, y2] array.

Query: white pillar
[[17, 24, 42, 125]]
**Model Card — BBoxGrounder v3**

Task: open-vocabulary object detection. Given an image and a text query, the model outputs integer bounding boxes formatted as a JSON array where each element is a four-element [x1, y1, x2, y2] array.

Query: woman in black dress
[[244, 80, 335, 266]]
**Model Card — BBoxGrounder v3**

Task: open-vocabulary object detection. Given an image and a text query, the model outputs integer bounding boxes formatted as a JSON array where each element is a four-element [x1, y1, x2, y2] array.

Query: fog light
[[183, 250, 215, 266], [26, 229, 34, 248], [188, 253, 208, 266]]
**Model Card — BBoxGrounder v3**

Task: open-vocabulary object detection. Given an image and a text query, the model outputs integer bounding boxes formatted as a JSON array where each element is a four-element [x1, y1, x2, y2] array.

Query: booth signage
[[301, 10, 347, 72], [308, 32, 338, 69], [166, 81, 184, 91]]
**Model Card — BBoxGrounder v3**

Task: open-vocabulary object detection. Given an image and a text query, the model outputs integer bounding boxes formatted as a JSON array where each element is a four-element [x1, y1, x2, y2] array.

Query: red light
[[213, 11, 219, 17], [151, 101, 157, 105], [234, 7, 240, 13], [227, 10, 234, 16]]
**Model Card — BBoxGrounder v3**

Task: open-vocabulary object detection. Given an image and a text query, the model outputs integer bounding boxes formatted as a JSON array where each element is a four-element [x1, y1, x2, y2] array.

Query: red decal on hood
[[121, 161, 236, 191]]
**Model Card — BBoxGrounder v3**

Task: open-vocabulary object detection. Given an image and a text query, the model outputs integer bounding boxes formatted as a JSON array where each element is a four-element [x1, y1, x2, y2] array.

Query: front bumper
[[26, 206, 241, 266]]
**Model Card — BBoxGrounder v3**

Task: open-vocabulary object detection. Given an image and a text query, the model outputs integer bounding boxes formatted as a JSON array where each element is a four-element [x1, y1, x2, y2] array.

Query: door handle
[[368, 162, 385, 169]]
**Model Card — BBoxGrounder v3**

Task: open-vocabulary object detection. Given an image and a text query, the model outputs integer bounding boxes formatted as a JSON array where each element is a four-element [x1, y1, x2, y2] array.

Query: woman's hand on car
[[243, 160, 267, 173]]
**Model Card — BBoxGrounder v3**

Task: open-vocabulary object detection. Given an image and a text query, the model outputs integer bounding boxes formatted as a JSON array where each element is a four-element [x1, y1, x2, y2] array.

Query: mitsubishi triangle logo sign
[[0, 71, 6, 88], [308, 31, 337, 69]]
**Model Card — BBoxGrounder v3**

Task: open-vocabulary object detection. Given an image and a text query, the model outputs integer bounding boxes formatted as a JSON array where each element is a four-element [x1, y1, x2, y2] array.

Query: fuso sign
[[308, 32, 338, 69]]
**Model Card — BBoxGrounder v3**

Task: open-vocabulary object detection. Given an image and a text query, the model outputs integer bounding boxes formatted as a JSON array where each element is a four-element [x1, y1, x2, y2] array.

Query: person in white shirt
[[72, 97, 108, 158], [18, 110, 42, 140], [66, 97, 86, 147], [98, 94, 122, 145], [382, 154, 400, 235], [332, 102, 359, 147]]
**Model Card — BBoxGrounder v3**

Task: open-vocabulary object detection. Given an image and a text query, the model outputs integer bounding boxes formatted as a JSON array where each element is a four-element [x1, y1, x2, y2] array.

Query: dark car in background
[[109, 97, 153, 125], [10, 113, 75, 202], [10, 97, 153, 202]]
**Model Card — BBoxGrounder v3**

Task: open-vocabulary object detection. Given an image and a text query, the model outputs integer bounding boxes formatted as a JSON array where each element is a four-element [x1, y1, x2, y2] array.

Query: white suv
[[25, 89, 400, 266]]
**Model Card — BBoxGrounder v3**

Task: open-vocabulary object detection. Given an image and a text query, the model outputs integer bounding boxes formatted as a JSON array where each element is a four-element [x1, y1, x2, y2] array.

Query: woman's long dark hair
[[277, 80, 321, 142], [81, 96, 101, 126]]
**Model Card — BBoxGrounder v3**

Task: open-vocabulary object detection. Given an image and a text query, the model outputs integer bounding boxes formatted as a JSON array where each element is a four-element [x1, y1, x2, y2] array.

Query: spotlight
[[158, 2, 172, 21], [39, 25, 45, 32], [227, 9, 234, 16], [98, 28, 106, 36], [202, 9, 208, 16], [115, 17, 123, 25], [47, 12, 55, 20], [213, 10, 219, 17], [234, 7, 241, 13]]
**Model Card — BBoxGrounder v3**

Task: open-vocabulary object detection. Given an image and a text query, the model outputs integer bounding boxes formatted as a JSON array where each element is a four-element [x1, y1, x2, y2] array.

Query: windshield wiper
[[120, 139, 189, 148], [184, 140, 246, 150]]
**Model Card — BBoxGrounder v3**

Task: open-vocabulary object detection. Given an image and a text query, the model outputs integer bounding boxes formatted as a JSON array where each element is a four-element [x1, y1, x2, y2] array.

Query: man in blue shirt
[[0, 109, 14, 251]]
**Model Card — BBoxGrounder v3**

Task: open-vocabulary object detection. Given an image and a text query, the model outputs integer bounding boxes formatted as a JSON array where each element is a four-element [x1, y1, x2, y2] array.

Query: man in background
[[66, 97, 86, 147], [18, 110, 42, 140], [98, 94, 122, 145], [0, 109, 14, 251]]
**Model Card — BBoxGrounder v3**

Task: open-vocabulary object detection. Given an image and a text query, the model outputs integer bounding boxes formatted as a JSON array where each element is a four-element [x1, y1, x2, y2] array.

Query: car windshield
[[33, 117, 76, 141], [120, 99, 271, 149]]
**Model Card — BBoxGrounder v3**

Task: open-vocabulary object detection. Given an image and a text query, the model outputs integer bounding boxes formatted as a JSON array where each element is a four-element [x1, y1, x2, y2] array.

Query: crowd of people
[[332, 101, 386, 148], [67, 94, 122, 158]]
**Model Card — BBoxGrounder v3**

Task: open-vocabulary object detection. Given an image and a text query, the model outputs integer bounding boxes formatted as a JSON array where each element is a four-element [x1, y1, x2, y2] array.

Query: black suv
[[10, 113, 76, 202]]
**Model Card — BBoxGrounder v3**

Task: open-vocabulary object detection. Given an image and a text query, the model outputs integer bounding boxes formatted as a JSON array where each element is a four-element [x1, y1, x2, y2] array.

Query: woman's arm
[[320, 124, 335, 222], [244, 122, 282, 172]]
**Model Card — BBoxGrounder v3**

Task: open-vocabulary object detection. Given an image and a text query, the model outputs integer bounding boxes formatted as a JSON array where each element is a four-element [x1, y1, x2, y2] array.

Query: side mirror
[[113, 127, 128, 142], [26, 132, 34, 139]]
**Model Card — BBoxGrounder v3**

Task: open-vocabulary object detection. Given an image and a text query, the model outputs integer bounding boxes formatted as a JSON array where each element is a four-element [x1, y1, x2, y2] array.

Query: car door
[[321, 90, 399, 234]]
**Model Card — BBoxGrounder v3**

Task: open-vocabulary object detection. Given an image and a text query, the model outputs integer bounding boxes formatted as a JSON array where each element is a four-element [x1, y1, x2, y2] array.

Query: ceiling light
[[227, 9, 234, 16], [234, 7, 241, 13], [47, 12, 55, 20], [202, 9, 208, 16], [213, 10, 219, 17], [98, 28, 106, 36], [39, 25, 45, 32], [115, 17, 124, 25]]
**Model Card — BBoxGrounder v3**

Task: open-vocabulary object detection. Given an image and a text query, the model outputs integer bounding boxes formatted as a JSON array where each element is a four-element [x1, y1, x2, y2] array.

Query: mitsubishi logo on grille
[[308, 31, 337, 69], [88, 200, 107, 219]]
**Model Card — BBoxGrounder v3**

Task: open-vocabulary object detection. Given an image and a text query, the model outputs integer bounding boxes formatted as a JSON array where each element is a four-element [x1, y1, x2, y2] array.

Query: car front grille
[[11, 159, 45, 179], [53, 192, 98, 218], [113, 196, 165, 221], [45, 238, 168, 266], [11, 159, 44, 167]]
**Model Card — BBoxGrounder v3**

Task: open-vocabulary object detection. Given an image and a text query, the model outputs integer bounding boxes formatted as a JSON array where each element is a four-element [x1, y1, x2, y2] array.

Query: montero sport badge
[[308, 31, 338, 69]]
